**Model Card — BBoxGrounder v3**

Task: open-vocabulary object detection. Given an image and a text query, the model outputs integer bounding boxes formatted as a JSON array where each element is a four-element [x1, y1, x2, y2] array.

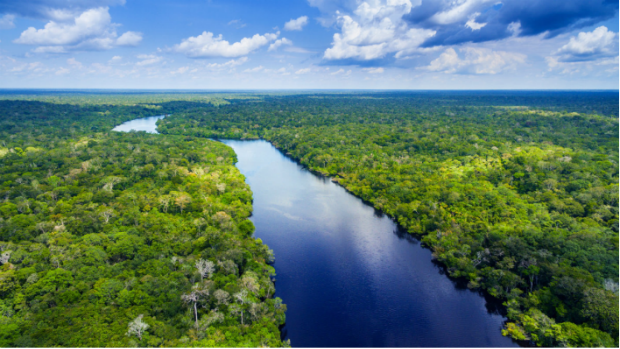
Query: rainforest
[[0, 90, 618, 348]]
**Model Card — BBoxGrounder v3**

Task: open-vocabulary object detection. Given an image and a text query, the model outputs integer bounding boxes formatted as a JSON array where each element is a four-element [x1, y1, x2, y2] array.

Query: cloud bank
[[424, 47, 526, 74], [174, 31, 279, 58]]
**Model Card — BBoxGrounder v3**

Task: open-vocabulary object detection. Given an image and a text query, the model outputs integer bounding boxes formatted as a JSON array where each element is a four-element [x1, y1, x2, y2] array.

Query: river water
[[114, 117, 518, 347], [112, 115, 166, 133], [222, 139, 518, 348]]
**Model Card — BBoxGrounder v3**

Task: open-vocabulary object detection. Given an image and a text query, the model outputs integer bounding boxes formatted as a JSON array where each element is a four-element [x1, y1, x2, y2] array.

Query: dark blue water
[[221, 139, 519, 348]]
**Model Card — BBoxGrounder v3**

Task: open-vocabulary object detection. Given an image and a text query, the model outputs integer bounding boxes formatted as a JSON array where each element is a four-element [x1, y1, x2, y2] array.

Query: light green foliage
[[0, 99, 286, 347]]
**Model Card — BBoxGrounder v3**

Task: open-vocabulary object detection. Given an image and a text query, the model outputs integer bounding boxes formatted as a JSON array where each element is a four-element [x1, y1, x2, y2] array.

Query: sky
[[0, 0, 617, 89]]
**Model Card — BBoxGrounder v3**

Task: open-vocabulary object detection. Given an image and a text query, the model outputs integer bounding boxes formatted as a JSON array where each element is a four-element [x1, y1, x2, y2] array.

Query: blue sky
[[0, 0, 617, 89]]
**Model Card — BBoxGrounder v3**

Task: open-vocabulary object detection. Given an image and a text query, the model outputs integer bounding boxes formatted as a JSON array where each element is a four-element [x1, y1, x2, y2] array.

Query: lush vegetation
[[158, 93, 619, 347], [0, 100, 287, 347], [0, 91, 617, 347]]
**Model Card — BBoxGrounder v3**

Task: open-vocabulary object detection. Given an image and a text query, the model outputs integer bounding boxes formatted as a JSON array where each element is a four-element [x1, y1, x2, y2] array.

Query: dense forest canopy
[[0, 90, 618, 347], [0, 99, 287, 347], [157, 92, 618, 347]]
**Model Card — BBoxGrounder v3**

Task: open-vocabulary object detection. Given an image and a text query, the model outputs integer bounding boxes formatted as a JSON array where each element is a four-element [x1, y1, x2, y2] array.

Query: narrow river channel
[[115, 117, 519, 348]]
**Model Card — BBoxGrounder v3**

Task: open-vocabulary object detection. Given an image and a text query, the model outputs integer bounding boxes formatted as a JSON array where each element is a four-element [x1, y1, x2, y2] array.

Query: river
[[112, 115, 166, 133], [115, 117, 519, 348]]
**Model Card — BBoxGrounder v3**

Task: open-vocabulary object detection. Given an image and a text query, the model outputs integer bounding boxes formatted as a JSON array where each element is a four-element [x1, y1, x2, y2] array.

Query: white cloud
[[425, 47, 526, 74], [67, 57, 82, 68], [284, 46, 312, 53], [32, 46, 68, 54], [1, 0, 126, 20], [555, 26, 618, 62], [13, 7, 142, 52], [0, 14, 15, 29], [136, 54, 162, 66], [295, 68, 312, 74], [243, 65, 264, 73], [323, 0, 436, 61], [465, 12, 486, 31], [174, 31, 279, 58], [227, 19, 246, 29], [507, 22, 522, 36], [363, 67, 384, 74], [15, 7, 112, 46], [10, 61, 46, 73], [205, 57, 248, 69], [109, 55, 122, 63], [172, 66, 190, 75], [268, 38, 293, 51], [116, 31, 142, 46], [284, 16, 309, 31], [55, 67, 70, 75], [263, 67, 290, 75], [596, 56, 619, 67], [330, 68, 351, 75], [430, 0, 494, 25]]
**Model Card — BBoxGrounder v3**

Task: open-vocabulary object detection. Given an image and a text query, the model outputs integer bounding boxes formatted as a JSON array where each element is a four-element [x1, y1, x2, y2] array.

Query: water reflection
[[112, 115, 166, 133], [222, 139, 519, 348]]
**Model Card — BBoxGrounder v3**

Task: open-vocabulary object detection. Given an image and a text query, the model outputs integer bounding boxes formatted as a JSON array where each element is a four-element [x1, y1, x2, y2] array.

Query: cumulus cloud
[[15, 7, 112, 46], [424, 47, 526, 74], [545, 26, 619, 74], [323, 0, 437, 61], [268, 38, 292, 51], [0, 14, 15, 29], [554, 26, 618, 62], [13, 7, 142, 52], [284, 16, 309, 31], [116, 31, 142, 46], [173, 31, 279, 58], [363, 67, 384, 73]]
